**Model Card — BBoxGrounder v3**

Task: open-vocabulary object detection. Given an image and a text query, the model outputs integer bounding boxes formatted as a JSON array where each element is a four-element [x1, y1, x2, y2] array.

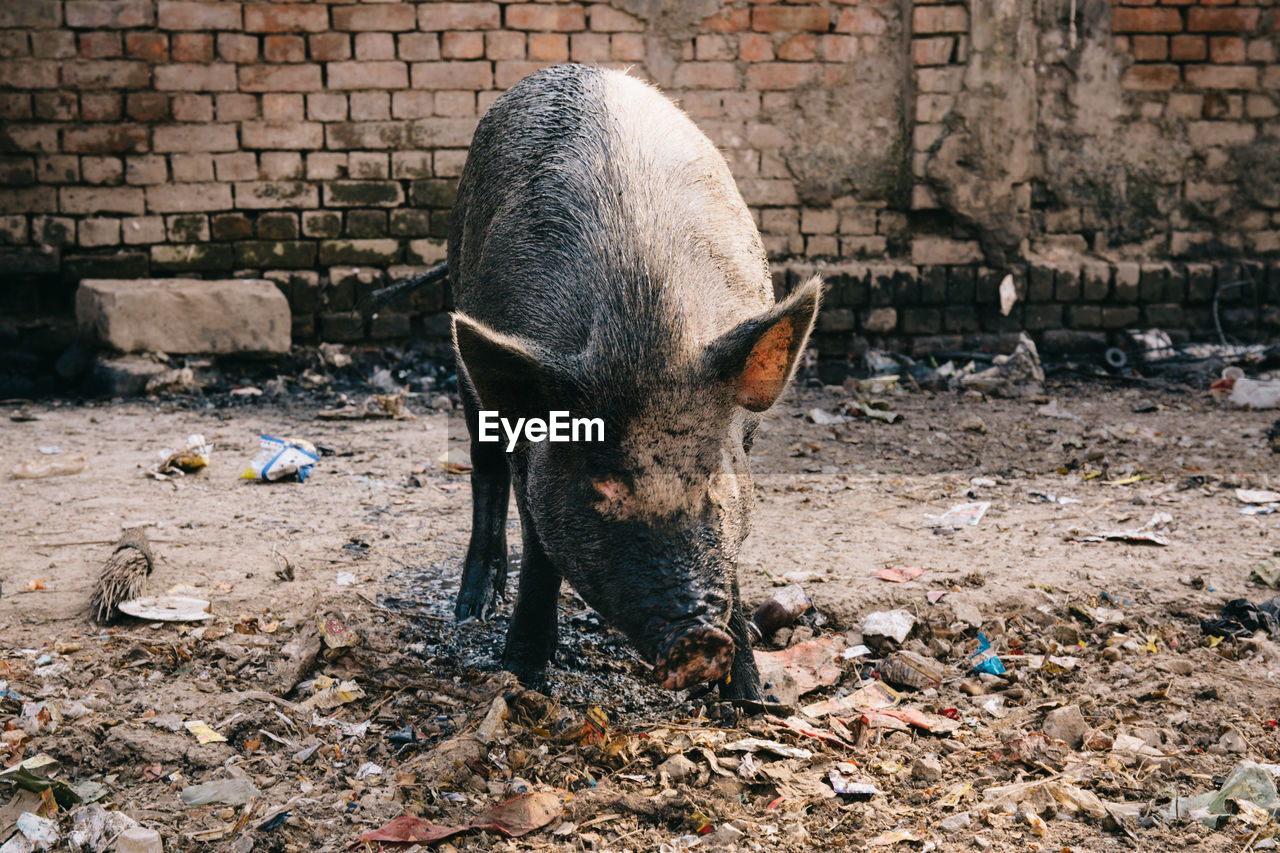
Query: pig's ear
[[704, 275, 821, 412], [453, 313, 561, 420]]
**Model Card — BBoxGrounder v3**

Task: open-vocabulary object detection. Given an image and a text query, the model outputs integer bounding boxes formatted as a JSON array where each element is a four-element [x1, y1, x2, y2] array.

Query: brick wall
[[0, 0, 1278, 361]]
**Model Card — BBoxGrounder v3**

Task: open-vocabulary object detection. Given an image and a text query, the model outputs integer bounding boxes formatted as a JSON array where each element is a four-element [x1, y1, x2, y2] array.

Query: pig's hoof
[[502, 660, 550, 694], [653, 626, 735, 690], [454, 587, 495, 622]]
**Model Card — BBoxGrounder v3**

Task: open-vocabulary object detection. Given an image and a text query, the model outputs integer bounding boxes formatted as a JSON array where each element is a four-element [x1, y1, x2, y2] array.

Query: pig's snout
[[653, 624, 735, 690]]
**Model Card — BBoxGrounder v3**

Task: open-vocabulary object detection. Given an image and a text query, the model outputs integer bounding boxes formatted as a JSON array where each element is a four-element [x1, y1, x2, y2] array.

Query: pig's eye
[[590, 476, 631, 516], [742, 421, 759, 453]]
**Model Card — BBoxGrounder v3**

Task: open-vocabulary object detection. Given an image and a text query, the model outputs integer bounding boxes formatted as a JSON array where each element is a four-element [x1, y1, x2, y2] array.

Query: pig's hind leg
[[718, 585, 764, 702], [454, 383, 511, 621], [500, 498, 562, 691]]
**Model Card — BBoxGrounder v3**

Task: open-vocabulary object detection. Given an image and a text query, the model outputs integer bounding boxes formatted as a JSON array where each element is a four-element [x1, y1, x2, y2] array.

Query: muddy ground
[[4, 362, 1280, 852]]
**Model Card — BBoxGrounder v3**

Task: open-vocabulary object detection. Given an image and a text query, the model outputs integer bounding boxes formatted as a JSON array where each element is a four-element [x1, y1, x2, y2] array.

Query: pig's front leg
[[500, 500, 561, 692], [455, 387, 511, 621], [718, 586, 763, 702]]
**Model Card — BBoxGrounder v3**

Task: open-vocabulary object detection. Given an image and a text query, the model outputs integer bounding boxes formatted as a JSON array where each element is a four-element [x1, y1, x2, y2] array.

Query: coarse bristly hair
[[89, 527, 154, 624]]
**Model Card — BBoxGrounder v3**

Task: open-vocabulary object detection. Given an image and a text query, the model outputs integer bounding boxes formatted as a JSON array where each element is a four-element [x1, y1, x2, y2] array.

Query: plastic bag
[[240, 435, 319, 483]]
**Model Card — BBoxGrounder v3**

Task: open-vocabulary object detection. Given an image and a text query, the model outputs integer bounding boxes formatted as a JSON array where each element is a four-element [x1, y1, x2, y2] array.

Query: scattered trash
[[1029, 491, 1080, 505], [1237, 488, 1280, 504], [241, 435, 319, 483], [115, 827, 163, 853], [360, 791, 567, 845], [807, 408, 850, 425], [828, 767, 879, 798], [1162, 760, 1278, 828], [999, 273, 1017, 316], [318, 393, 412, 421], [10, 452, 88, 480], [298, 677, 365, 712], [181, 777, 261, 806], [183, 720, 226, 744], [440, 447, 472, 474], [970, 634, 1006, 675], [117, 595, 212, 622], [14, 811, 58, 850], [877, 566, 925, 583], [959, 333, 1044, 398], [89, 528, 154, 624], [749, 584, 812, 641], [924, 501, 989, 529], [754, 635, 846, 702], [1252, 559, 1280, 589], [862, 610, 916, 644], [878, 650, 944, 690], [1228, 378, 1280, 409], [1037, 398, 1079, 419], [803, 681, 902, 717], [1202, 597, 1280, 638], [151, 434, 211, 478], [723, 738, 812, 760]]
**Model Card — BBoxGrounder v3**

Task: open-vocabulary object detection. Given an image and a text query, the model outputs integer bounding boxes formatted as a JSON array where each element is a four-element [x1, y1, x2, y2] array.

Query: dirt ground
[[4, 364, 1280, 852]]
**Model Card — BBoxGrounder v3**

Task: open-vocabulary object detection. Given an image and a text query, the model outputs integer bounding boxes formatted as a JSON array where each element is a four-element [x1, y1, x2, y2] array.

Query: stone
[[911, 754, 944, 782], [77, 278, 291, 355], [939, 812, 971, 833], [89, 354, 168, 397], [659, 753, 697, 781], [1042, 704, 1087, 749]]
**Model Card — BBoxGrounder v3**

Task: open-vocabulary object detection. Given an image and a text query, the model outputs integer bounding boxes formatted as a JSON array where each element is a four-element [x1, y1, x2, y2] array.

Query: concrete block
[[76, 277, 291, 354]]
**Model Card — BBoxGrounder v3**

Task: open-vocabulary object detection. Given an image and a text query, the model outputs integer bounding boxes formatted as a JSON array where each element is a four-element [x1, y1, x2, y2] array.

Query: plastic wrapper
[[241, 435, 319, 483], [970, 632, 1006, 675]]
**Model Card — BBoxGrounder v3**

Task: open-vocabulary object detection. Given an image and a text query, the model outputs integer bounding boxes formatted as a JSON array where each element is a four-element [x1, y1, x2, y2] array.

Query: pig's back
[[448, 64, 771, 363]]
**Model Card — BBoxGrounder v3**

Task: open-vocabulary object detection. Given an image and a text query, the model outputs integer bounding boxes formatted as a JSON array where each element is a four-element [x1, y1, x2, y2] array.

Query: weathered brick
[[1131, 35, 1167, 62], [0, 4, 61, 27], [354, 32, 396, 61], [80, 31, 123, 60], [1187, 8, 1260, 33], [81, 218, 122, 247], [1185, 65, 1257, 89], [81, 156, 123, 185], [1112, 7, 1182, 34], [165, 212, 208, 242], [66, 0, 154, 29], [319, 239, 399, 265], [59, 186, 144, 215], [1122, 65, 1180, 90], [243, 4, 327, 33], [912, 37, 953, 65], [238, 64, 323, 92], [260, 151, 303, 180], [209, 152, 253, 182], [345, 209, 386, 238], [1187, 119, 1256, 146], [62, 60, 150, 90], [912, 5, 967, 34], [418, 3, 500, 31], [154, 63, 237, 91], [410, 178, 458, 208], [34, 91, 78, 120], [234, 240, 316, 268], [153, 124, 237, 152], [837, 8, 887, 35], [674, 61, 735, 89], [528, 32, 569, 62], [411, 61, 492, 90], [326, 121, 410, 150], [148, 243, 234, 272], [158, 1, 242, 31], [263, 34, 305, 63], [1101, 306, 1141, 329], [234, 181, 319, 209], [63, 125, 150, 154], [323, 180, 404, 207], [752, 7, 829, 32], [701, 8, 750, 32], [299, 210, 339, 239], [333, 4, 416, 32], [589, 4, 642, 33], [31, 32, 75, 59], [146, 182, 232, 213], [745, 62, 819, 90], [328, 61, 409, 90], [0, 156, 34, 186], [507, 5, 586, 32], [169, 153, 214, 181]]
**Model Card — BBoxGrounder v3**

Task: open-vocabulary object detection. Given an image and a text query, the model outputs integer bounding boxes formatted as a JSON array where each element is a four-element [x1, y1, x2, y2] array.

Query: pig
[[448, 64, 820, 701]]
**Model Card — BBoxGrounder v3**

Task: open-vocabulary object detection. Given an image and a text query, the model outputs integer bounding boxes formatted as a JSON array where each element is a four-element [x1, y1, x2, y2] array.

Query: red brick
[[65, 0, 154, 29], [311, 33, 351, 62], [527, 32, 569, 61], [62, 60, 150, 90], [695, 33, 733, 62], [328, 61, 409, 89], [333, 4, 416, 32], [126, 92, 169, 122], [837, 8, 888, 35], [63, 125, 150, 155], [238, 64, 323, 92], [739, 33, 774, 62], [0, 94, 32, 120], [6, 61, 59, 91], [912, 37, 954, 65], [80, 93, 121, 121], [4, 125, 58, 153], [1209, 36, 1246, 63], [80, 32, 122, 59], [1170, 34, 1206, 61], [589, 4, 643, 33], [752, 7, 829, 32], [241, 121, 323, 150], [1121, 64, 1180, 89], [485, 31, 525, 60], [611, 33, 644, 62], [1131, 34, 1167, 60], [912, 5, 968, 34], [127, 33, 169, 63], [746, 62, 819, 90], [34, 92, 78, 120], [31, 32, 76, 59], [218, 33, 257, 63], [172, 33, 214, 63], [158, 1, 242, 31], [493, 59, 553, 89], [171, 93, 212, 121], [1185, 64, 1257, 88], [355, 32, 396, 61], [154, 63, 236, 91], [216, 93, 258, 121], [411, 61, 492, 90], [418, 3, 500, 31], [507, 5, 586, 32], [261, 93, 303, 121], [1112, 7, 1182, 33], [0, 5, 61, 27], [701, 8, 750, 32], [442, 32, 486, 60], [0, 32, 29, 59], [153, 123, 237, 152], [674, 61, 736, 89], [820, 34, 858, 62], [264, 35, 306, 63], [434, 91, 474, 116], [1187, 8, 1260, 32], [570, 32, 609, 62], [778, 34, 817, 61], [243, 4, 328, 34], [391, 90, 432, 118]]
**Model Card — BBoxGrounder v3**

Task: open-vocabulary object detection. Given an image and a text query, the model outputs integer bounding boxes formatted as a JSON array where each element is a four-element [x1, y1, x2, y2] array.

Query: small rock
[[940, 812, 971, 833], [911, 755, 943, 782], [1218, 728, 1247, 753], [790, 626, 815, 645], [974, 833, 993, 849], [1131, 398, 1158, 413], [431, 394, 452, 411], [1043, 704, 1087, 749], [1102, 647, 1122, 662], [659, 753, 697, 781], [961, 416, 986, 433]]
